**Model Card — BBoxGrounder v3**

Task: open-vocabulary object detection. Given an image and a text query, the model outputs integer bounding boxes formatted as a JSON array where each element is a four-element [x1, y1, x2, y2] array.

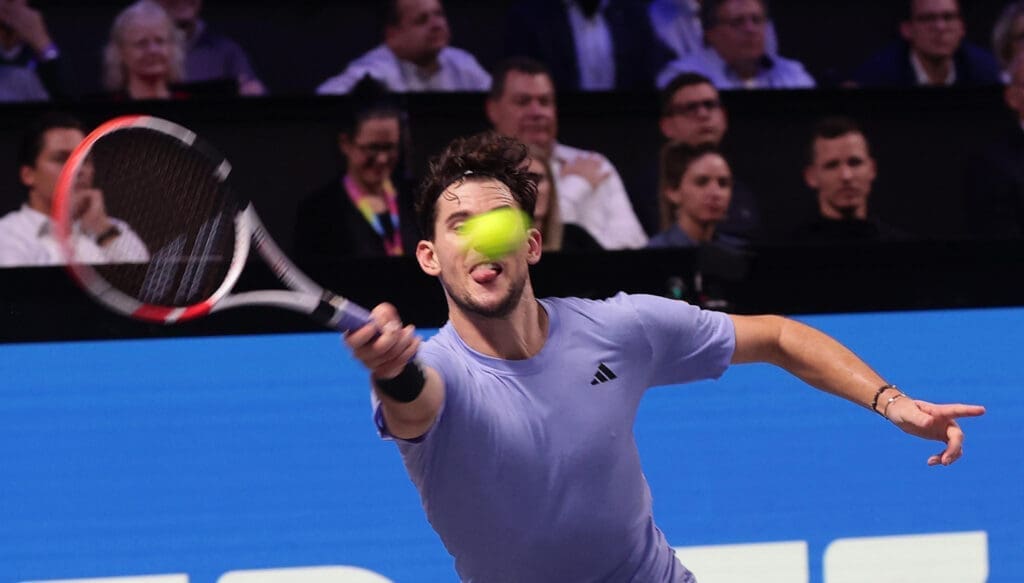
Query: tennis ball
[[459, 207, 531, 260]]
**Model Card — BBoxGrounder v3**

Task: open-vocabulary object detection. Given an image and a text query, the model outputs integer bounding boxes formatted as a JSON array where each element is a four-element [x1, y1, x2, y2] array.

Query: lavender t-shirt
[[373, 293, 735, 582]]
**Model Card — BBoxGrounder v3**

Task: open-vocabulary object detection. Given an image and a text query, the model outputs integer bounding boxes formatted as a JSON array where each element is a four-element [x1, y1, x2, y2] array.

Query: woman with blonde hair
[[103, 0, 186, 99], [993, 1, 1024, 82], [526, 146, 600, 252]]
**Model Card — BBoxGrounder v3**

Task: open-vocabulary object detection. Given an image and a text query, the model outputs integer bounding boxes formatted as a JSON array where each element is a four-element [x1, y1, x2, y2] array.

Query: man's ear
[[19, 165, 35, 189], [899, 21, 914, 42], [803, 165, 819, 190], [526, 227, 543, 265], [416, 239, 441, 276]]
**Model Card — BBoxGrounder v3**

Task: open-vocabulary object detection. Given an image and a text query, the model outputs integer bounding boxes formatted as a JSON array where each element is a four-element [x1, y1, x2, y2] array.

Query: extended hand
[[885, 397, 986, 466], [345, 302, 420, 380]]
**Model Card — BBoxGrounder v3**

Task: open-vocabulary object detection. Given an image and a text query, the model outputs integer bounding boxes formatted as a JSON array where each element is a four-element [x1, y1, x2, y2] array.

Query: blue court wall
[[0, 307, 1020, 582]]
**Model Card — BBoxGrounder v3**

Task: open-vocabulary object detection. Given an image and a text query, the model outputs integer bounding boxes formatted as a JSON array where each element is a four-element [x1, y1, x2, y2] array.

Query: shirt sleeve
[[626, 293, 736, 387], [554, 151, 648, 250]]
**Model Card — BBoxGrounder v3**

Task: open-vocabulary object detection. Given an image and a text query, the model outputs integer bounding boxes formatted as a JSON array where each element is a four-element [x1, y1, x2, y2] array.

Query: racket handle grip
[[333, 301, 373, 333]]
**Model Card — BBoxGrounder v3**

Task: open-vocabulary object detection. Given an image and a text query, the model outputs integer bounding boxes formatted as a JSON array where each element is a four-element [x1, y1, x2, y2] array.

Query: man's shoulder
[[553, 142, 610, 164], [955, 42, 1002, 81]]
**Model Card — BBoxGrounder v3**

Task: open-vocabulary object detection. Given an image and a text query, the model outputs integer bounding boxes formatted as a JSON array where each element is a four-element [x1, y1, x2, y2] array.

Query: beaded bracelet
[[869, 383, 898, 415]]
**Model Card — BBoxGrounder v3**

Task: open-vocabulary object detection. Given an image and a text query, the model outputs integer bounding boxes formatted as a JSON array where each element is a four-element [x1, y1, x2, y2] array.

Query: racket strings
[[86, 128, 241, 307]]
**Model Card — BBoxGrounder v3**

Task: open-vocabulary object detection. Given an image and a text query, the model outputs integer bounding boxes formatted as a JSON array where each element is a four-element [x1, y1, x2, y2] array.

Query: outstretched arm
[[345, 303, 445, 440], [729, 314, 985, 466]]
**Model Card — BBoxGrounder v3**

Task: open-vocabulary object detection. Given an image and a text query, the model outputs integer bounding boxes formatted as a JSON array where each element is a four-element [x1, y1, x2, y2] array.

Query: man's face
[[486, 72, 558, 155], [20, 127, 84, 212], [340, 116, 401, 192], [804, 132, 877, 219], [155, 0, 202, 26], [901, 0, 964, 60], [704, 0, 768, 66], [386, 0, 450, 63], [416, 178, 541, 320], [660, 82, 728, 146]]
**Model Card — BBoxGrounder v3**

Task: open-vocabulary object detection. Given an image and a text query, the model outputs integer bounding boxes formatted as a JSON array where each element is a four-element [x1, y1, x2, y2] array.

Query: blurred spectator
[[659, 72, 760, 239], [293, 102, 419, 264], [0, 0, 63, 100], [648, 142, 742, 248], [503, 0, 671, 91], [155, 0, 266, 96], [103, 0, 187, 100], [486, 58, 648, 249], [993, 1, 1024, 82], [964, 54, 1024, 238], [525, 147, 601, 252], [851, 0, 1000, 87], [657, 0, 814, 89], [0, 113, 149, 267], [317, 0, 490, 94], [647, 0, 778, 62], [793, 117, 903, 243]]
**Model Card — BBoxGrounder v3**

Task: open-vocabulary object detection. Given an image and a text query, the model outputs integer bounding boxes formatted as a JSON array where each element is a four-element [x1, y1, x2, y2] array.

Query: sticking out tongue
[[471, 263, 501, 284]]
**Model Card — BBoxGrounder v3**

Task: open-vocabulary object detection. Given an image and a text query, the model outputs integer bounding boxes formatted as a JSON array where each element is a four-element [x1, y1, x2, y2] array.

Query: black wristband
[[375, 361, 426, 403]]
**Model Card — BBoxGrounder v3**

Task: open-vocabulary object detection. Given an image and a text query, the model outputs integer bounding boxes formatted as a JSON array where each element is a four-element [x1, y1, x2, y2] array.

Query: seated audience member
[[103, 0, 187, 100], [0, 0, 63, 100], [0, 113, 149, 267], [155, 0, 266, 96], [657, 0, 814, 90], [851, 0, 1001, 87], [525, 147, 601, 253], [293, 103, 419, 264], [648, 142, 742, 248], [659, 72, 760, 239], [794, 117, 904, 243], [648, 0, 778, 62], [486, 58, 648, 249], [503, 0, 672, 91], [317, 0, 490, 94], [992, 1, 1024, 82], [964, 54, 1024, 238]]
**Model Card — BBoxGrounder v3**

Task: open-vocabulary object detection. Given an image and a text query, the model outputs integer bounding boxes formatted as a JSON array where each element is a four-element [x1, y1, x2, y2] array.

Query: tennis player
[[344, 132, 985, 582]]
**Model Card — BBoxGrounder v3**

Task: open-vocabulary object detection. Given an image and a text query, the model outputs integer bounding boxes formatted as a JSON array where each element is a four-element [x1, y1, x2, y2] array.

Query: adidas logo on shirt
[[590, 363, 617, 385]]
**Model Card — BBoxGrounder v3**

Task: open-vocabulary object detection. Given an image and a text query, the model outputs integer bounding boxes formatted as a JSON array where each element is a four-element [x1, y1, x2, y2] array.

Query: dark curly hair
[[416, 132, 537, 240]]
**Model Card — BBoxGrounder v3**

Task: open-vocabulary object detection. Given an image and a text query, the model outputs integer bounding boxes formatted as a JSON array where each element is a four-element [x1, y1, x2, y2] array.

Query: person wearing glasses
[[656, 0, 814, 89], [851, 0, 1000, 87], [657, 72, 760, 240], [294, 102, 420, 265]]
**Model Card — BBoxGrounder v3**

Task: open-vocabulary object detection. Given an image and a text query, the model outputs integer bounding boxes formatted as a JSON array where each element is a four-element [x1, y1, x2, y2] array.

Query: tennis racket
[[51, 114, 372, 332]]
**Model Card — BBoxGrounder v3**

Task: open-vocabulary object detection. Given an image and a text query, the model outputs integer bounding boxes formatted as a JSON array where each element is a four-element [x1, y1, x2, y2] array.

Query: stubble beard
[[443, 273, 528, 320]]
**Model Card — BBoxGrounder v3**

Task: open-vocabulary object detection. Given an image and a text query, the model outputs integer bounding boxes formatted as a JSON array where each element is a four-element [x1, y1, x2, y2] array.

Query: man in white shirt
[[317, 0, 490, 94], [485, 58, 648, 249], [0, 113, 149, 267]]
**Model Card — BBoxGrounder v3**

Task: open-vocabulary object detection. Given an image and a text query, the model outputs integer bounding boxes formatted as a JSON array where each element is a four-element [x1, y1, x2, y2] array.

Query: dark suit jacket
[[292, 176, 420, 268], [965, 125, 1024, 238], [790, 215, 907, 244], [503, 0, 673, 91], [851, 40, 1001, 87]]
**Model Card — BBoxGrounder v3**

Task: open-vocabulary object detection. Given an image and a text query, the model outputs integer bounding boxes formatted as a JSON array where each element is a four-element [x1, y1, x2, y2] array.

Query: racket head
[[52, 115, 250, 324]]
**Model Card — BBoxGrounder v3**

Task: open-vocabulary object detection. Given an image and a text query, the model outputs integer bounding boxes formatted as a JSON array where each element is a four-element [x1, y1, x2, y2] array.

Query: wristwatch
[[96, 225, 121, 246]]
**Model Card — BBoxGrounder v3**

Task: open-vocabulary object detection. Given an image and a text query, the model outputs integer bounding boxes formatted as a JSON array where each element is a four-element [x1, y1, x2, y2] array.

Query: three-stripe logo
[[590, 363, 617, 385]]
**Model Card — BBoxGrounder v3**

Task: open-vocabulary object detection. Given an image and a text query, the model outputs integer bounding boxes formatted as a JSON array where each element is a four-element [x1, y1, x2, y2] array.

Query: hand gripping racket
[[51, 115, 372, 331]]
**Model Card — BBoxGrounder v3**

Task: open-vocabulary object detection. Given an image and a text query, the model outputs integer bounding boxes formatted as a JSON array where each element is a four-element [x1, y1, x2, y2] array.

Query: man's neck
[[27, 191, 49, 215], [389, 44, 441, 74], [448, 288, 549, 361], [726, 57, 761, 81], [820, 202, 867, 221], [911, 50, 954, 85]]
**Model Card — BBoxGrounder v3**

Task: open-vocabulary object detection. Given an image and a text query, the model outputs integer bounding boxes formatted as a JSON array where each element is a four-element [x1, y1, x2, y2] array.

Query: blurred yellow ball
[[459, 207, 531, 260]]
